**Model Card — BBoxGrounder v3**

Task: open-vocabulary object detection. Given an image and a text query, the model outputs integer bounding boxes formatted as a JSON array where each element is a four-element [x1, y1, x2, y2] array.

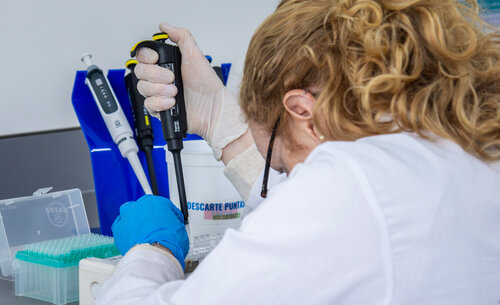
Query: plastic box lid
[[0, 188, 90, 280]]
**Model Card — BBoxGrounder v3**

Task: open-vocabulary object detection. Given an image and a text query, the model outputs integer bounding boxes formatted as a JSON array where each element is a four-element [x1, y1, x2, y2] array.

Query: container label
[[187, 201, 245, 220], [45, 201, 68, 227]]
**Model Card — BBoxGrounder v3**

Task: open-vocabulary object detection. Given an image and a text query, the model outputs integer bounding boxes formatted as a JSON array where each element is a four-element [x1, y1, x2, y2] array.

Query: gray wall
[[1, 0, 278, 137], [0, 129, 99, 229]]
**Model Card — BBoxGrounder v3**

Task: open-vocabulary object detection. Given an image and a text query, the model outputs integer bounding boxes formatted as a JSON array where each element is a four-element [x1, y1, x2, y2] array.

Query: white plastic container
[[166, 140, 245, 240]]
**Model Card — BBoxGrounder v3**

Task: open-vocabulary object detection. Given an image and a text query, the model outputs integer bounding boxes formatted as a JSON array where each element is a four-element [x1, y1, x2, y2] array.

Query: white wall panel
[[0, 0, 278, 136]]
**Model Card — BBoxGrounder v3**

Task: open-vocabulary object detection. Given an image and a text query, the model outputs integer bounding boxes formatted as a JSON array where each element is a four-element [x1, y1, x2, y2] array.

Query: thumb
[[159, 23, 205, 61]]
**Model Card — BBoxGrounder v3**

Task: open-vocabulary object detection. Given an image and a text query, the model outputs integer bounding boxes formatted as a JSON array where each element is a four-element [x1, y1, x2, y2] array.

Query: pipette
[[125, 59, 159, 195], [81, 54, 153, 195], [130, 33, 190, 235]]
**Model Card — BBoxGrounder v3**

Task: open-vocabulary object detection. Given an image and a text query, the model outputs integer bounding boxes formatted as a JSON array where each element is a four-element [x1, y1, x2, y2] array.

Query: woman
[[99, 0, 500, 304]]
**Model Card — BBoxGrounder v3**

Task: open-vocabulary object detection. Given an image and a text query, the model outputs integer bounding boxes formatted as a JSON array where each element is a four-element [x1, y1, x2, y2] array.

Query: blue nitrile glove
[[112, 195, 189, 269]]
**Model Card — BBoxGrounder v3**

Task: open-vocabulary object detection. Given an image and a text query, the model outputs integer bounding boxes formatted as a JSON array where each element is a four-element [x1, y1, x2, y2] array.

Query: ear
[[283, 89, 320, 140], [283, 89, 315, 120]]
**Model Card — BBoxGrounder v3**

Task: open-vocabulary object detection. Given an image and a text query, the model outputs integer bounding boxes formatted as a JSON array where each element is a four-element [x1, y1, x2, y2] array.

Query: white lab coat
[[96, 133, 500, 305]]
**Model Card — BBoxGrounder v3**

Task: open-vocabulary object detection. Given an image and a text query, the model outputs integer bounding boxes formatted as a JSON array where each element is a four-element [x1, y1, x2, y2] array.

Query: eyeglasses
[[261, 118, 280, 198], [259, 89, 317, 198]]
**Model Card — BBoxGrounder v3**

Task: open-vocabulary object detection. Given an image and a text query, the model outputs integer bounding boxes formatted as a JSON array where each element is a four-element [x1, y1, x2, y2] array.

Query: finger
[[146, 107, 160, 120], [136, 194, 155, 204], [159, 23, 204, 59], [144, 96, 176, 114], [134, 63, 175, 84], [136, 47, 159, 64], [137, 80, 178, 98], [148, 109, 160, 120], [169, 203, 185, 224], [111, 215, 122, 229], [119, 201, 137, 216]]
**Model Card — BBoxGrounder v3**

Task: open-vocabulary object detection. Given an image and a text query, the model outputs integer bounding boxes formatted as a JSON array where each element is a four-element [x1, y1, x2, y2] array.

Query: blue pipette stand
[[72, 69, 202, 235]]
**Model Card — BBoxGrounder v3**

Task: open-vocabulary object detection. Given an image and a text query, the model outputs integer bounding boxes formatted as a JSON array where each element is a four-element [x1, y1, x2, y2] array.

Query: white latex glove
[[135, 23, 248, 160]]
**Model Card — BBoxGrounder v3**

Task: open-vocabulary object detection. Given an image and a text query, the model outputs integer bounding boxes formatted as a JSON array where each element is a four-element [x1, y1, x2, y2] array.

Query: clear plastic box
[[14, 233, 118, 305], [0, 188, 90, 304], [15, 262, 79, 304]]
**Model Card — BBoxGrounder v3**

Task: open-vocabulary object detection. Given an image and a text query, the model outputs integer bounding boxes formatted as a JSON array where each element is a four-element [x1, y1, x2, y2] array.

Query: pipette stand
[[72, 69, 201, 235]]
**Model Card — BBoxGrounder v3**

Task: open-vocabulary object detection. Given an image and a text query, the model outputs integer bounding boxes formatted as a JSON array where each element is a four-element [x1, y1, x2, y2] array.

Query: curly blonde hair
[[239, 0, 500, 160]]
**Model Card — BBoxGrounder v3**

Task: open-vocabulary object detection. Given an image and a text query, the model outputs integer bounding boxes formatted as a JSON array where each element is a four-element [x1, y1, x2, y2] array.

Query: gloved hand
[[134, 23, 248, 160], [111, 195, 189, 269]]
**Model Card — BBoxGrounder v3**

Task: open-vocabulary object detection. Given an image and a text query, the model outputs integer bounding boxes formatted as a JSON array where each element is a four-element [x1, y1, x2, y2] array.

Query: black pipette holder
[[130, 34, 190, 225]]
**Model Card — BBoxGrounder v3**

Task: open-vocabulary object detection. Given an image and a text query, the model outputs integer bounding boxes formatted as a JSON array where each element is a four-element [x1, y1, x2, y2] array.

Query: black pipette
[[130, 33, 190, 233], [125, 59, 159, 195]]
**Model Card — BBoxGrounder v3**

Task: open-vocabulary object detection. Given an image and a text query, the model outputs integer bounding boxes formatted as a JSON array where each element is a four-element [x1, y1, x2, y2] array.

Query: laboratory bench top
[[0, 279, 78, 305]]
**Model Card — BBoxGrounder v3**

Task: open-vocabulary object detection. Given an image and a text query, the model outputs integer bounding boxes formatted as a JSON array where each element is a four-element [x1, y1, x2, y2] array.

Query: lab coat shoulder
[[242, 141, 387, 230], [195, 141, 394, 304], [311, 133, 500, 305]]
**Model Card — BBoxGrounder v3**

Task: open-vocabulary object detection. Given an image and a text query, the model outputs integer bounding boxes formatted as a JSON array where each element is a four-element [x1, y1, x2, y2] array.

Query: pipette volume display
[[81, 54, 153, 195]]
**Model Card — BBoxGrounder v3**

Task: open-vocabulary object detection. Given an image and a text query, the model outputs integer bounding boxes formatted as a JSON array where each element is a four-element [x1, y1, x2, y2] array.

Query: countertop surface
[[0, 279, 78, 305]]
